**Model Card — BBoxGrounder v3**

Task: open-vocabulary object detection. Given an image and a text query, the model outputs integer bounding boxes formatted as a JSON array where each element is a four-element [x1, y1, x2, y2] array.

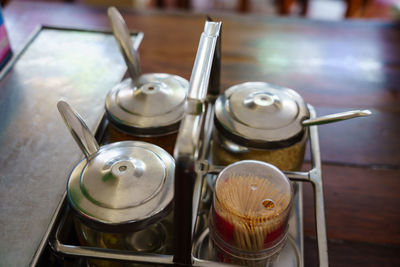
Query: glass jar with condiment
[[58, 101, 175, 267], [212, 82, 309, 171], [105, 7, 189, 155], [105, 74, 188, 155]]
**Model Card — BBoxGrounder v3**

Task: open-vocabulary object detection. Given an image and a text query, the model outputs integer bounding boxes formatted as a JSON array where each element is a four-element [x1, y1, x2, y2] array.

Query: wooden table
[[2, 1, 400, 266]]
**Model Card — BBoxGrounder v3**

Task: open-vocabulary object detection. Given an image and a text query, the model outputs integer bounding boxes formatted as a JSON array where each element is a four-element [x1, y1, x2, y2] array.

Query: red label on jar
[[264, 224, 285, 248], [212, 208, 234, 244]]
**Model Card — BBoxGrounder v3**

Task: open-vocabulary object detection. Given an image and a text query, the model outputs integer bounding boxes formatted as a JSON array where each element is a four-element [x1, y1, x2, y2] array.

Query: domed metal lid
[[214, 82, 310, 149], [105, 74, 189, 136], [68, 141, 175, 232]]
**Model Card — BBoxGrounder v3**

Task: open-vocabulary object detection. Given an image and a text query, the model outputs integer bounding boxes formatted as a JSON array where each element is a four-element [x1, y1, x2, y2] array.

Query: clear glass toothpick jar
[[212, 82, 310, 171], [209, 160, 293, 267], [105, 7, 189, 155], [57, 101, 175, 266]]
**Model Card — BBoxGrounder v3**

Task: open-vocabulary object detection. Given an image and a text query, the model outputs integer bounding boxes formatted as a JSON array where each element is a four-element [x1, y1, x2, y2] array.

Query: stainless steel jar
[[67, 140, 175, 236], [58, 101, 175, 266], [105, 7, 189, 154], [105, 74, 188, 155], [212, 82, 309, 171]]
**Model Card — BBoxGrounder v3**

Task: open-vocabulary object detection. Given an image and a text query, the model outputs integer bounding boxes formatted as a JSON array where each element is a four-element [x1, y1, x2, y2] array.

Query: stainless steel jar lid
[[67, 141, 175, 232], [214, 82, 310, 149], [105, 74, 189, 136]]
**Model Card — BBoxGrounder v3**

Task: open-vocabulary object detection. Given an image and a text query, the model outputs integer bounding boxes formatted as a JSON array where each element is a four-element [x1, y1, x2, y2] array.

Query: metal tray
[[16, 25, 329, 267], [47, 102, 328, 267]]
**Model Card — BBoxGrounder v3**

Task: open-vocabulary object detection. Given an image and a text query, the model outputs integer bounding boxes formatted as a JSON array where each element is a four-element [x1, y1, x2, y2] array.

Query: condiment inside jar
[[107, 125, 178, 156], [74, 213, 173, 267], [212, 128, 307, 171]]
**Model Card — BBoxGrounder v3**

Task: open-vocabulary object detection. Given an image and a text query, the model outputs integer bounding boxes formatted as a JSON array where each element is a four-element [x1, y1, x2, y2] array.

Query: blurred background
[[2, 0, 399, 21]]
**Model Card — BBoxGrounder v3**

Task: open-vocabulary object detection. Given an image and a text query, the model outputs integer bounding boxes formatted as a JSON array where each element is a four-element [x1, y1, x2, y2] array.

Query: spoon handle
[[57, 101, 99, 159], [187, 21, 221, 102], [108, 6, 141, 85], [302, 109, 371, 126]]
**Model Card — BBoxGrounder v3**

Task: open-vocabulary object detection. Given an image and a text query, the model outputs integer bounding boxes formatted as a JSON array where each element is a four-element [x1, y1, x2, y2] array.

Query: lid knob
[[110, 159, 144, 181], [141, 82, 161, 94], [243, 92, 281, 111]]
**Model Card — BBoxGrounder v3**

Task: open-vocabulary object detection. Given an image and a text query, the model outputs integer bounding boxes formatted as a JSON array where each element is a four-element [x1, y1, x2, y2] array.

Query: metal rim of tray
[[192, 227, 302, 266]]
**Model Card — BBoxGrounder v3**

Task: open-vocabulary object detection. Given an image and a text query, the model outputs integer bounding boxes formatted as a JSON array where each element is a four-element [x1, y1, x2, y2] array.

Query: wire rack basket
[[48, 99, 328, 267]]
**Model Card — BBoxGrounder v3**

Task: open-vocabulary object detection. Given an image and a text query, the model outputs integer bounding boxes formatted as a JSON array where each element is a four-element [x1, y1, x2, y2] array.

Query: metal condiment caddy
[[46, 12, 332, 267]]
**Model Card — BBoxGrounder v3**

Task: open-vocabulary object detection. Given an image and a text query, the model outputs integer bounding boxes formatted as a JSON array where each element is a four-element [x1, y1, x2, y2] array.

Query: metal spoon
[[302, 109, 371, 126], [57, 100, 99, 159], [108, 6, 141, 86]]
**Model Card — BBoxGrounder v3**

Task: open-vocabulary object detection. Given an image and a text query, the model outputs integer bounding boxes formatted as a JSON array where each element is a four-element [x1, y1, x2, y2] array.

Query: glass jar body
[[107, 125, 177, 156], [209, 221, 288, 267], [73, 211, 174, 267], [211, 128, 308, 171]]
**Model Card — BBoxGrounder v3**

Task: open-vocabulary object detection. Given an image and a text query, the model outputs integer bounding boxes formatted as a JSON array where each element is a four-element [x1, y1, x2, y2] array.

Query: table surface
[[2, 1, 400, 266]]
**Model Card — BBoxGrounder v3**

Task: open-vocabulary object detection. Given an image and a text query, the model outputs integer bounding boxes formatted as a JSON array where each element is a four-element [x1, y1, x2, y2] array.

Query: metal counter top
[[0, 27, 139, 266]]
